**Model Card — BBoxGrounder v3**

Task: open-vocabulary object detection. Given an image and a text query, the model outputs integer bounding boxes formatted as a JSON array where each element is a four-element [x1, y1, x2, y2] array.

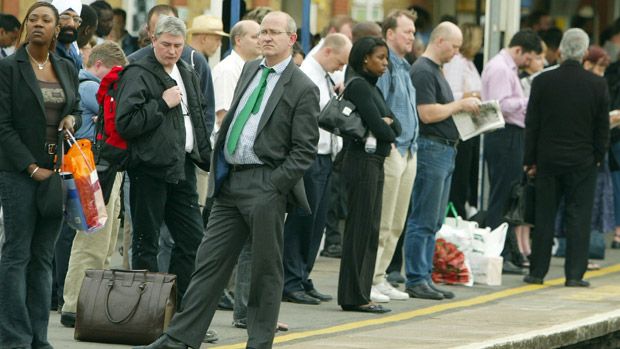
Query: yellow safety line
[[212, 263, 620, 348]]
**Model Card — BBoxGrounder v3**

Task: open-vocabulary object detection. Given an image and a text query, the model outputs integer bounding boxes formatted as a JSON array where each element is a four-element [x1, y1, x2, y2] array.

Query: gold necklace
[[26, 46, 49, 70]]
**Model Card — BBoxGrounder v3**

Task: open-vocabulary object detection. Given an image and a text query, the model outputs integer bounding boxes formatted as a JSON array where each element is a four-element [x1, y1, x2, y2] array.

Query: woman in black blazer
[[338, 37, 401, 314], [0, 2, 81, 347]]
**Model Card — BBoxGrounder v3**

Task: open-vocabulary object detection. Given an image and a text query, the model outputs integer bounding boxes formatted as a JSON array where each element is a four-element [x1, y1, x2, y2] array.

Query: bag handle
[[336, 76, 364, 99], [444, 202, 459, 222], [104, 279, 147, 324], [54, 130, 65, 172]]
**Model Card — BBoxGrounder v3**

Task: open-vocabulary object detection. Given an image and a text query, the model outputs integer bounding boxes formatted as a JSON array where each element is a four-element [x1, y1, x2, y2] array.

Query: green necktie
[[227, 66, 274, 155]]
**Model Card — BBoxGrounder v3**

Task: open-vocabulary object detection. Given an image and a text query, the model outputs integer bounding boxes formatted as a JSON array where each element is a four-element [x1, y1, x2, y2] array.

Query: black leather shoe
[[565, 279, 590, 287], [611, 240, 620, 249], [523, 275, 544, 285], [133, 334, 188, 349], [503, 261, 526, 275], [60, 312, 76, 328], [306, 288, 333, 302], [320, 244, 342, 258], [406, 283, 444, 300], [428, 282, 455, 299], [342, 303, 391, 314], [217, 289, 234, 310], [283, 291, 320, 305], [203, 329, 218, 343]]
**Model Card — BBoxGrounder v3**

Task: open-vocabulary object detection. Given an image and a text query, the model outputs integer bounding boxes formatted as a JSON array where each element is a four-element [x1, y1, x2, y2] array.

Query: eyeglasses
[[59, 14, 82, 26], [258, 29, 290, 38]]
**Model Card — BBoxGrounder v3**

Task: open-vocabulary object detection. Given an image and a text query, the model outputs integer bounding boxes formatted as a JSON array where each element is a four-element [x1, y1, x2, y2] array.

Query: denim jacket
[[377, 48, 419, 155]]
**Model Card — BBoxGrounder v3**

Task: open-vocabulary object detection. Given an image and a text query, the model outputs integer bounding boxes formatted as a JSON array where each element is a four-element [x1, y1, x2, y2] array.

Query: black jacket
[[343, 67, 401, 157], [0, 46, 81, 172], [524, 60, 610, 176], [116, 49, 212, 183]]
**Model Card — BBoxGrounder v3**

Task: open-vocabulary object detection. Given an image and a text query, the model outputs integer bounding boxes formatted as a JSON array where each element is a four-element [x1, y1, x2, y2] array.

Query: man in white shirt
[[282, 33, 352, 305], [212, 20, 261, 128]]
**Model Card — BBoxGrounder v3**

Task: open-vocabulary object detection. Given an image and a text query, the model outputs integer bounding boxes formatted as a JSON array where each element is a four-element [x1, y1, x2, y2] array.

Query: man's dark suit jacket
[[524, 59, 610, 177], [0, 46, 81, 172], [208, 58, 320, 213]]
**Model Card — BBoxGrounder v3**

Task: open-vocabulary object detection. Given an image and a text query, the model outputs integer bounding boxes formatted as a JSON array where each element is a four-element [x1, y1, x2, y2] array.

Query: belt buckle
[[47, 143, 57, 155]]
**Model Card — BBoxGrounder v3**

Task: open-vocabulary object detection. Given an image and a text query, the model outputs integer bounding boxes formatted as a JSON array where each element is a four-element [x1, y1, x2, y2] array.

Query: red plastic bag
[[432, 238, 473, 286], [61, 132, 107, 233]]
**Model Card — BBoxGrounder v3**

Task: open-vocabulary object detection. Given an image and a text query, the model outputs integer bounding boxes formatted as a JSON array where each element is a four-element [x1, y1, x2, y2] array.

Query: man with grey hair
[[115, 15, 212, 304], [136, 11, 319, 349], [523, 28, 609, 287]]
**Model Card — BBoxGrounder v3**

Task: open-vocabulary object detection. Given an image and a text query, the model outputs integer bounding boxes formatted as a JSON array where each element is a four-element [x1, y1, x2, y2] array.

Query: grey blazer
[[209, 58, 320, 213]]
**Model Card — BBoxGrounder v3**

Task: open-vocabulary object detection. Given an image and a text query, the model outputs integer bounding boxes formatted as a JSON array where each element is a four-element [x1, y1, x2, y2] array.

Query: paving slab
[[47, 239, 620, 349]]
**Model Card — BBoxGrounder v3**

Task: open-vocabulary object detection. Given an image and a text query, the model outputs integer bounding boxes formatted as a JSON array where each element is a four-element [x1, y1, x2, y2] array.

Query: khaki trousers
[[62, 172, 123, 313], [373, 149, 416, 285]]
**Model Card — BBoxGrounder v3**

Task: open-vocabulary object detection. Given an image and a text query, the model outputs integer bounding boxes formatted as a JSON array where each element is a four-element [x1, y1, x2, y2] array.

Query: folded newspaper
[[452, 100, 505, 141]]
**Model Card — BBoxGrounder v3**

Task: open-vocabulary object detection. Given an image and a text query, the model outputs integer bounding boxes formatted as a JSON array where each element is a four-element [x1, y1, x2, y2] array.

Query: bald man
[[404, 22, 479, 301], [136, 11, 319, 349], [282, 33, 351, 305]]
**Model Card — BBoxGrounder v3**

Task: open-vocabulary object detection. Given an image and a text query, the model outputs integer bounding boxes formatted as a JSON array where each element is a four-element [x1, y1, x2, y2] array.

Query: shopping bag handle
[[444, 202, 459, 219], [54, 130, 65, 172]]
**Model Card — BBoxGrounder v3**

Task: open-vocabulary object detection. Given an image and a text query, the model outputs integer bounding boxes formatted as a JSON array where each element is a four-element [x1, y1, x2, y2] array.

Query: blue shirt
[[377, 48, 419, 155], [224, 56, 292, 165], [56, 43, 82, 71], [75, 69, 100, 141]]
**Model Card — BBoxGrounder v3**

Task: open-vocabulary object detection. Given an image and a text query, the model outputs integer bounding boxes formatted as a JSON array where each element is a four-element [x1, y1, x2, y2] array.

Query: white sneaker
[[376, 281, 409, 300], [370, 286, 390, 303]]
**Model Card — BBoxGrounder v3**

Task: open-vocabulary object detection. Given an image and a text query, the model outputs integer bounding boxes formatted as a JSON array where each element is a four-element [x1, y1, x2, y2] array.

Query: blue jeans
[[0, 171, 63, 349], [404, 137, 456, 287], [610, 141, 620, 226]]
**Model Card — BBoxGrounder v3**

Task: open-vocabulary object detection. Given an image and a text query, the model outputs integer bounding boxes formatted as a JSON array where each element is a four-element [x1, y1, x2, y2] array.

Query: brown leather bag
[[74, 269, 176, 345]]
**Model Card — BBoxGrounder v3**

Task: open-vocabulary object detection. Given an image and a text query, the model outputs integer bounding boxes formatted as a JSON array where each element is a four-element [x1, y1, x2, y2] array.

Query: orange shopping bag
[[61, 131, 108, 233]]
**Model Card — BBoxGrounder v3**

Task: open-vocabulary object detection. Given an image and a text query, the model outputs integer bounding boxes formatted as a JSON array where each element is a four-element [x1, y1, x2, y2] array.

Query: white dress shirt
[[168, 64, 194, 153], [443, 53, 482, 100]]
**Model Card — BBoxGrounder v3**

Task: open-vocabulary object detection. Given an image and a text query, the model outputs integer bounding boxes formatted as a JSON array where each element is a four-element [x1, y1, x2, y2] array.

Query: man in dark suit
[[136, 11, 319, 349], [523, 28, 609, 287]]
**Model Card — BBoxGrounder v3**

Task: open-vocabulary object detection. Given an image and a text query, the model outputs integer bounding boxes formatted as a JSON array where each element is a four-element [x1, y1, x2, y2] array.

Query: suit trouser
[[338, 150, 384, 306], [166, 166, 287, 349], [373, 149, 416, 285], [128, 158, 204, 302], [530, 166, 597, 280], [158, 167, 210, 273], [484, 126, 524, 264], [283, 155, 332, 293], [62, 172, 123, 313], [324, 156, 347, 248]]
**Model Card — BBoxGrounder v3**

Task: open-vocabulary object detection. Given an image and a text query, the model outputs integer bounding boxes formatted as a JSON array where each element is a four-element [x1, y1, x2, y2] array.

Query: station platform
[[48, 238, 620, 349]]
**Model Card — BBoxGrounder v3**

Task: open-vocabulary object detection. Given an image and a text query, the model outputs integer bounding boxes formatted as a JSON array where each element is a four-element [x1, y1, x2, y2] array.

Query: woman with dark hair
[[0, 2, 81, 347], [338, 36, 401, 314]]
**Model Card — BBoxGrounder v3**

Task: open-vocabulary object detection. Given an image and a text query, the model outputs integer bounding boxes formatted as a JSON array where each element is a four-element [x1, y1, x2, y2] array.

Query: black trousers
[[283, 155, 332, 294], [338, 150, 384, 306], [484, 126, 524, 264], [449, 136, 480, 217], [166, 166, 287, 349], [128, 157, 204, 301], [530, 166, 597, 280], [324, 154, 347, 248]]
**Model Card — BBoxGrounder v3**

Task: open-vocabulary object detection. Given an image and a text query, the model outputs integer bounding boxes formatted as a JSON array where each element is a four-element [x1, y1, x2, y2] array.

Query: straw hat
[[187, 15, 229, 37]]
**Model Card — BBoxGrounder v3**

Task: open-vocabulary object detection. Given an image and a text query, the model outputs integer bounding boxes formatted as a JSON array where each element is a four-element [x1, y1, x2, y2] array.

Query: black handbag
[[36, 132, 64, 218], [318, 76, 367, 140], [503, 173, 535, 226]]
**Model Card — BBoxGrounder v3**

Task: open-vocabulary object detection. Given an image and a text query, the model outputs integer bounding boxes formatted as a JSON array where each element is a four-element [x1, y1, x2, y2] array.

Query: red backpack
[[94, 65, 128, 170]]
